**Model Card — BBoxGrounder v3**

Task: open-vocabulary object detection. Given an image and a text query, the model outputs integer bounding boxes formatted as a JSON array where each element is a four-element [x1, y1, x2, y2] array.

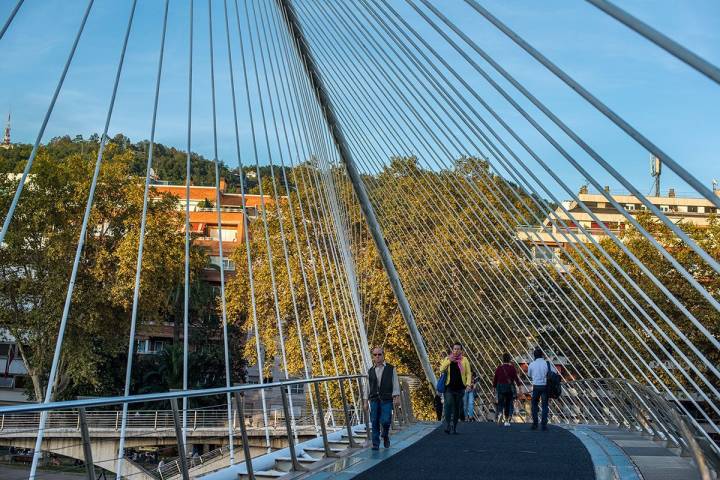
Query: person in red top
[[493, 353, 521, 426]]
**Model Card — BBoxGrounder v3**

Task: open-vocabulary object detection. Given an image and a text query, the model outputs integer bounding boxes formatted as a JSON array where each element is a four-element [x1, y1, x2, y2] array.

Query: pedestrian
[[439, 342, 472, 434], [493, 353, 520, 426], [463, 375, 479, 422], [367, 346, 401, 450], [527, 347, 557, 431], [433, 393, 443, 421]]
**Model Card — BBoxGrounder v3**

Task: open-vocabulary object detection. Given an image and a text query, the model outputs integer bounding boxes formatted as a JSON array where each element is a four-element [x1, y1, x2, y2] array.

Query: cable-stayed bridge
[[0, 0, 718, 479]]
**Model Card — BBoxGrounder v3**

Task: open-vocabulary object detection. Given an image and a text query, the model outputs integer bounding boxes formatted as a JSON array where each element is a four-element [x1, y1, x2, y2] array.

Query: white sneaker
[[503, 421, 510, 427]]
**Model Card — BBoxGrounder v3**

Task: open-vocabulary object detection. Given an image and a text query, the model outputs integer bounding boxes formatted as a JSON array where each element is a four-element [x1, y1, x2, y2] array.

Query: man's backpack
[[546, 361, 562, 399]]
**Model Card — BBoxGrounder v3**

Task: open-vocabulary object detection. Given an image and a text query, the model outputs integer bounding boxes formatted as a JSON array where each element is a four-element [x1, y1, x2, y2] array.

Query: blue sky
[[0, 0, 718, 201]]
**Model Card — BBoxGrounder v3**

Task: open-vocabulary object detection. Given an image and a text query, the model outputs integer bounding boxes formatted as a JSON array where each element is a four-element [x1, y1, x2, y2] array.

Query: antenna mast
[[651, 155, 661, 196], [1, 111, 10, 149]]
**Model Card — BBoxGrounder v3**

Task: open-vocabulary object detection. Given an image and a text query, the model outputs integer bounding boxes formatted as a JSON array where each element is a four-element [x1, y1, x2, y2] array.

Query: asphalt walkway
[[351, 422, 595, 480]]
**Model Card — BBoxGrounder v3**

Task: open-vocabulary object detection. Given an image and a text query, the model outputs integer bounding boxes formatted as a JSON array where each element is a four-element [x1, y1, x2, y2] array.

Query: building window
[[687, 206, 698, 213], [706, 207, 717, 214], [151, 340, 167, 353], [660, 205, 670, 212], [136, 339, 167, 354], [532, 245, 555, 261], [208, 227, 237, 242], [211, 256, 236, 271], [625, 204, 636, 211], [289, 383, 304, 395]]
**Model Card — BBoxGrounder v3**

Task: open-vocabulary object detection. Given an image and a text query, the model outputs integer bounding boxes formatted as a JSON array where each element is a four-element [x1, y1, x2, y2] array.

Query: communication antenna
[[651, 155, 661, 197], [2, 110, 10, 148]]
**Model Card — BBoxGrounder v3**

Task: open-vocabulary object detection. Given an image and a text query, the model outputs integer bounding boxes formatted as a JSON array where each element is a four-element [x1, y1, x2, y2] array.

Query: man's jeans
[[531, 385, 549, 425], [463, 389, 475, 419], [369, 399, 393, 447]]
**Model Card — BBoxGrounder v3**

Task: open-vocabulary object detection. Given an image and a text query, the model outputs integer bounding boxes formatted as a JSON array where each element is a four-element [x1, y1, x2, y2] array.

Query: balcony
[[516, 225, 622, 244]]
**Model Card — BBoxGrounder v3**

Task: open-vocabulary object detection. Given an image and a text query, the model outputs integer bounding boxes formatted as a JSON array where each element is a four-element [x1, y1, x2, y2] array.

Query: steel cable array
[[0, 0, 718, 476]]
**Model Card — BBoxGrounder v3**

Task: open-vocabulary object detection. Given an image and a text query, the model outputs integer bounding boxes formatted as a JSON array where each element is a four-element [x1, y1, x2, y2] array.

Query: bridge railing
[[0, 407, 327, 433], [0, 374, 369, 480], [566, 378, 718, 480], [157, 379, 418, 480]]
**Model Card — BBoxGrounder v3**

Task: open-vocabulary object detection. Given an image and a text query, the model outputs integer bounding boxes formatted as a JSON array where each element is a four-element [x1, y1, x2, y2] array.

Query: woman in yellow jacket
[[439, 342, 472, 434]]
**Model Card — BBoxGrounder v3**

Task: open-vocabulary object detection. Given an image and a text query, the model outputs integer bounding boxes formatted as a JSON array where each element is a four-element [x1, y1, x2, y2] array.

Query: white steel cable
[[254, 0, 320, 432], [296, 1, 676, 424], [0, 0, 24, 41], [182, 0, 194, 455], [320, 0, 720, 436], [30, 2, 138, 478], [370, 0, 720, 423], [206, 0, 236, 462], [300, 1, 716, 430], [116, 1, 170, 476], [411, 0, 720, 345], [459, 0, 720, 210], [586, 0, 720, 85], [232, 0, 275, 449], [0, 0, 94, 246]]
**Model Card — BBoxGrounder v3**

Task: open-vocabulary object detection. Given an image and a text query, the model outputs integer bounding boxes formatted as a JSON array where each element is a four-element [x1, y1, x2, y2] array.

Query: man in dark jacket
[[367, 347, 400, 450]]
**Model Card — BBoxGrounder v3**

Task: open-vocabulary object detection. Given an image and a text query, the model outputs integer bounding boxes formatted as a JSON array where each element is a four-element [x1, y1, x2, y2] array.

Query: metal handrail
[[0, 375, 363, 415], [516, 224, 623, 236], [0, 375, 366, 480], [566, 378, 716, 480], [157, 445, 231, 480], [0, 409, 324, 433]]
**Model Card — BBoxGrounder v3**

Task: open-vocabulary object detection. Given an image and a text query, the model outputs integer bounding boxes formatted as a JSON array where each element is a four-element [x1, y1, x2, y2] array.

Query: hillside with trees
[[0, 135, 243, 401]]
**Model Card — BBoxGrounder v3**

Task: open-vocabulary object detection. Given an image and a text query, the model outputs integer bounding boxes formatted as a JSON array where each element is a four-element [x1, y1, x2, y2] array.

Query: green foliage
[[224, 156, 543, 418], [0, 138, 216, 401], [567, 212, 720, 391], [1, 134, 236, 188], [197, 198, 214, 209]]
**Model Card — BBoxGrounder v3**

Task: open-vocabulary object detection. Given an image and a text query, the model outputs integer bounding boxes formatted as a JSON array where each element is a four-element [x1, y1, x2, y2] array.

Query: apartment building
[[516, 186, 719, 266], [137, 180, 277, 355], [152, 180, 272, 281]]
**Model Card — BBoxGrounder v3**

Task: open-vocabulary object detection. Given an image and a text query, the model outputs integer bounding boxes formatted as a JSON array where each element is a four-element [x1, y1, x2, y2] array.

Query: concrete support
[[78, 408, 96, 480], [170, 398, 190, 480]]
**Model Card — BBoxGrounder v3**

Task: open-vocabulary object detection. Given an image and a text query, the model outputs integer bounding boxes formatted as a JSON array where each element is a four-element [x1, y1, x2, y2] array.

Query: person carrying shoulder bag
[[493, 352, 520, 426], [438, 342, 472, 434]]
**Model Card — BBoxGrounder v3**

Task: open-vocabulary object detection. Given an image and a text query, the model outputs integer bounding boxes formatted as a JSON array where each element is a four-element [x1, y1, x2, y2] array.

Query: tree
[[568, 212, 720, 391], [223, 157, 543, 418], [0, 141, 209, 400]]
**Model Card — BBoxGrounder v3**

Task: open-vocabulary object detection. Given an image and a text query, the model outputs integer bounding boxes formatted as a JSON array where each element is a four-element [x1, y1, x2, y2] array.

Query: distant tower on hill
[[1, 111, 11, 149]]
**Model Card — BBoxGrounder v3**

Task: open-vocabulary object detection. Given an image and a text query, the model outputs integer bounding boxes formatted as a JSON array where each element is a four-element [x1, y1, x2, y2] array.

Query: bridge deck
[[312, 422, 595, 480]]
